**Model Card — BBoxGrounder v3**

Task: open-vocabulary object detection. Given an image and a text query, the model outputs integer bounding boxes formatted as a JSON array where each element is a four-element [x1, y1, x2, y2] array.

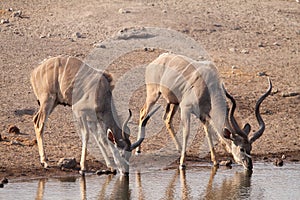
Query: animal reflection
[[35, 168, 252, 199], [204, 167, 252, 200]]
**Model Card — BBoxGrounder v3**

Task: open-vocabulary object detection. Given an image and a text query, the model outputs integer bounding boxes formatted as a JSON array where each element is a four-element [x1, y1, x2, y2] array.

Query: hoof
[[179, 164, 186, 170], [79, 170, 86, 176], [41, 162, 49, 169], [121, 172, 129, 176]]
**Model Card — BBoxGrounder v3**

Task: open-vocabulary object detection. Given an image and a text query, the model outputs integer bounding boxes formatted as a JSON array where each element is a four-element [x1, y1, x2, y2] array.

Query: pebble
[[0, 19, 9, 24], [96, 169, 117, 175], [281, 92, 300, 97], [57, 158, 77, 169], [118, 8, 131, 14], [8, 125, 20, 134], [229, 47, 236, 52], [219, 159, 232, 167], [258, 42, 265, 47], [73, 32, 82, 38], [11, 10, 22, 18], [258, 72, 267, 76], [1, 178, 8, 184], [273, 158, 284, 167], [241, 49, 249, 54], [10, 140, 23, 145]]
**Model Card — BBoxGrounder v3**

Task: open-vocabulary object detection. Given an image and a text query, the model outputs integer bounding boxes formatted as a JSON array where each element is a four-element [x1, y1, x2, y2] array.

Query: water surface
[[1, 163, 299, 199]]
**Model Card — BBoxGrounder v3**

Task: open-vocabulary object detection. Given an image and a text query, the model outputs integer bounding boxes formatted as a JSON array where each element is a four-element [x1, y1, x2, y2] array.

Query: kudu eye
[[240, 148, 245, 153]]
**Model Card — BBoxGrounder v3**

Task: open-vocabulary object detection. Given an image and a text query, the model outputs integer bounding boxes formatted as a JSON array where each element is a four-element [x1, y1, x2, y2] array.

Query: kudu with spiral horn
[[31, 56, 158, 175], [137, 53, 272, 170]]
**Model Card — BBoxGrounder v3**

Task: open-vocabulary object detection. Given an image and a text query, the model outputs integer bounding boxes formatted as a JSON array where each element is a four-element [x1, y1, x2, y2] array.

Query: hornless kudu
[[137, 53, 272, 170], [30, 56, 158, 175]]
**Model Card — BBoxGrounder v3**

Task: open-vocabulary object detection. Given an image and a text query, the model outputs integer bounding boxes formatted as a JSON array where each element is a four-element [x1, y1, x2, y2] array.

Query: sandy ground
[[0, 0, 299, 180]]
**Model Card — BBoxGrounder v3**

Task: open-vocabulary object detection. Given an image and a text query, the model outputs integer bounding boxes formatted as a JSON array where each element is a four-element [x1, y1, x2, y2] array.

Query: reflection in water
[[205, 167, 252, 200], [80, 176, 86, 200], [1, 164, 298, 199], [32, 167, 253, 200], [35, 178, 46, 200]]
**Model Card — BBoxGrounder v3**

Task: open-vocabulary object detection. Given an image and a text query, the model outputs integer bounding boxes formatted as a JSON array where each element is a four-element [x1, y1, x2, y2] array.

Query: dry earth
[[0, 0, 299, 180]]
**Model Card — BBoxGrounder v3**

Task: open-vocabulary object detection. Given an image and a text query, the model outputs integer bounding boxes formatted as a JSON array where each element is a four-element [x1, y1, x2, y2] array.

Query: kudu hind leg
[[163, 103, 181, 152], [33, 95, 56, 168]]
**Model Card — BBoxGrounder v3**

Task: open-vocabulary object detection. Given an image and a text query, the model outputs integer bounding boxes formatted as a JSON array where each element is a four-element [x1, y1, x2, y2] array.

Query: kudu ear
[[107, 129, 116, 145], [223, 128, 233, 140], [243, 123, 251, 135]]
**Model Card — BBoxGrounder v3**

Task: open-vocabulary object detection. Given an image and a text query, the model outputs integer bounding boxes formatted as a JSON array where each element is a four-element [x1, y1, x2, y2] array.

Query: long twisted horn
[[130, 105, 161, 150], [223, 84, 248, 140], [250, 78, 272, 143], [122, 109, 132, 140]]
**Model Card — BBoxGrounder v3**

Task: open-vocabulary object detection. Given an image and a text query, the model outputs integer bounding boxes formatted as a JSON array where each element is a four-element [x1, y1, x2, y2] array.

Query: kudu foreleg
[[77, 114, 90, 174], [203, 124, 218, 166], [179, 109, 191, 169]]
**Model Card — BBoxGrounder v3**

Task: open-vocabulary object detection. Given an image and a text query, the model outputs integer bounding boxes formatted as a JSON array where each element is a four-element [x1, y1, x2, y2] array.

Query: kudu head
[[222, 78, 272, 171], [107, 106, 160, 175]]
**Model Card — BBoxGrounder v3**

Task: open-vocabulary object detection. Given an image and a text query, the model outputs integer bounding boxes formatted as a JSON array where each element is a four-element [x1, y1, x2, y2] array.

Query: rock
[[0, 177, 8, 184], [281, 92, 300, 97], [258, 72, 267, 76], [219, 159, 232, 167], [231, 65, 238, 69], [241, 49, 249, 54], [10, 140, 23, 145], [11, 10, 22, 18], [73, 32, 82, 38], [8, 125, 20, 134], [258, 42, 265, 47], [57, 158, 77, 169], [96, 169, 117, 175], [0, 19, 9, 24], [118, 8, 131, 14], [273, 158, 283, 167], [97, 44, 106, 48], [229, 47, 236, 52]]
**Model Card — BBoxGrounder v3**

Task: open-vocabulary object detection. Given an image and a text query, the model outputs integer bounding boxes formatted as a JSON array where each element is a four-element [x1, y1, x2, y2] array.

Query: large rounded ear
[[107, 129, 116, 145], [223, 128, 233, 140], [243, 123, 251, 135]]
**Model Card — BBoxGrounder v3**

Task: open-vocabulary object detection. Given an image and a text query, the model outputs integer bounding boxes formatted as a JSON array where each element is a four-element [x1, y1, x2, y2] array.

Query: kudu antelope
[[137, 53, 272, 170], [30, 56, 158, 175]]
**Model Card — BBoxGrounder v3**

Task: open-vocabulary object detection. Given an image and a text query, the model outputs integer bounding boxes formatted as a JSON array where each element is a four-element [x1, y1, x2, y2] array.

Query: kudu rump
[[137, 53, 272, 170], [30, 56, 158, 175]]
